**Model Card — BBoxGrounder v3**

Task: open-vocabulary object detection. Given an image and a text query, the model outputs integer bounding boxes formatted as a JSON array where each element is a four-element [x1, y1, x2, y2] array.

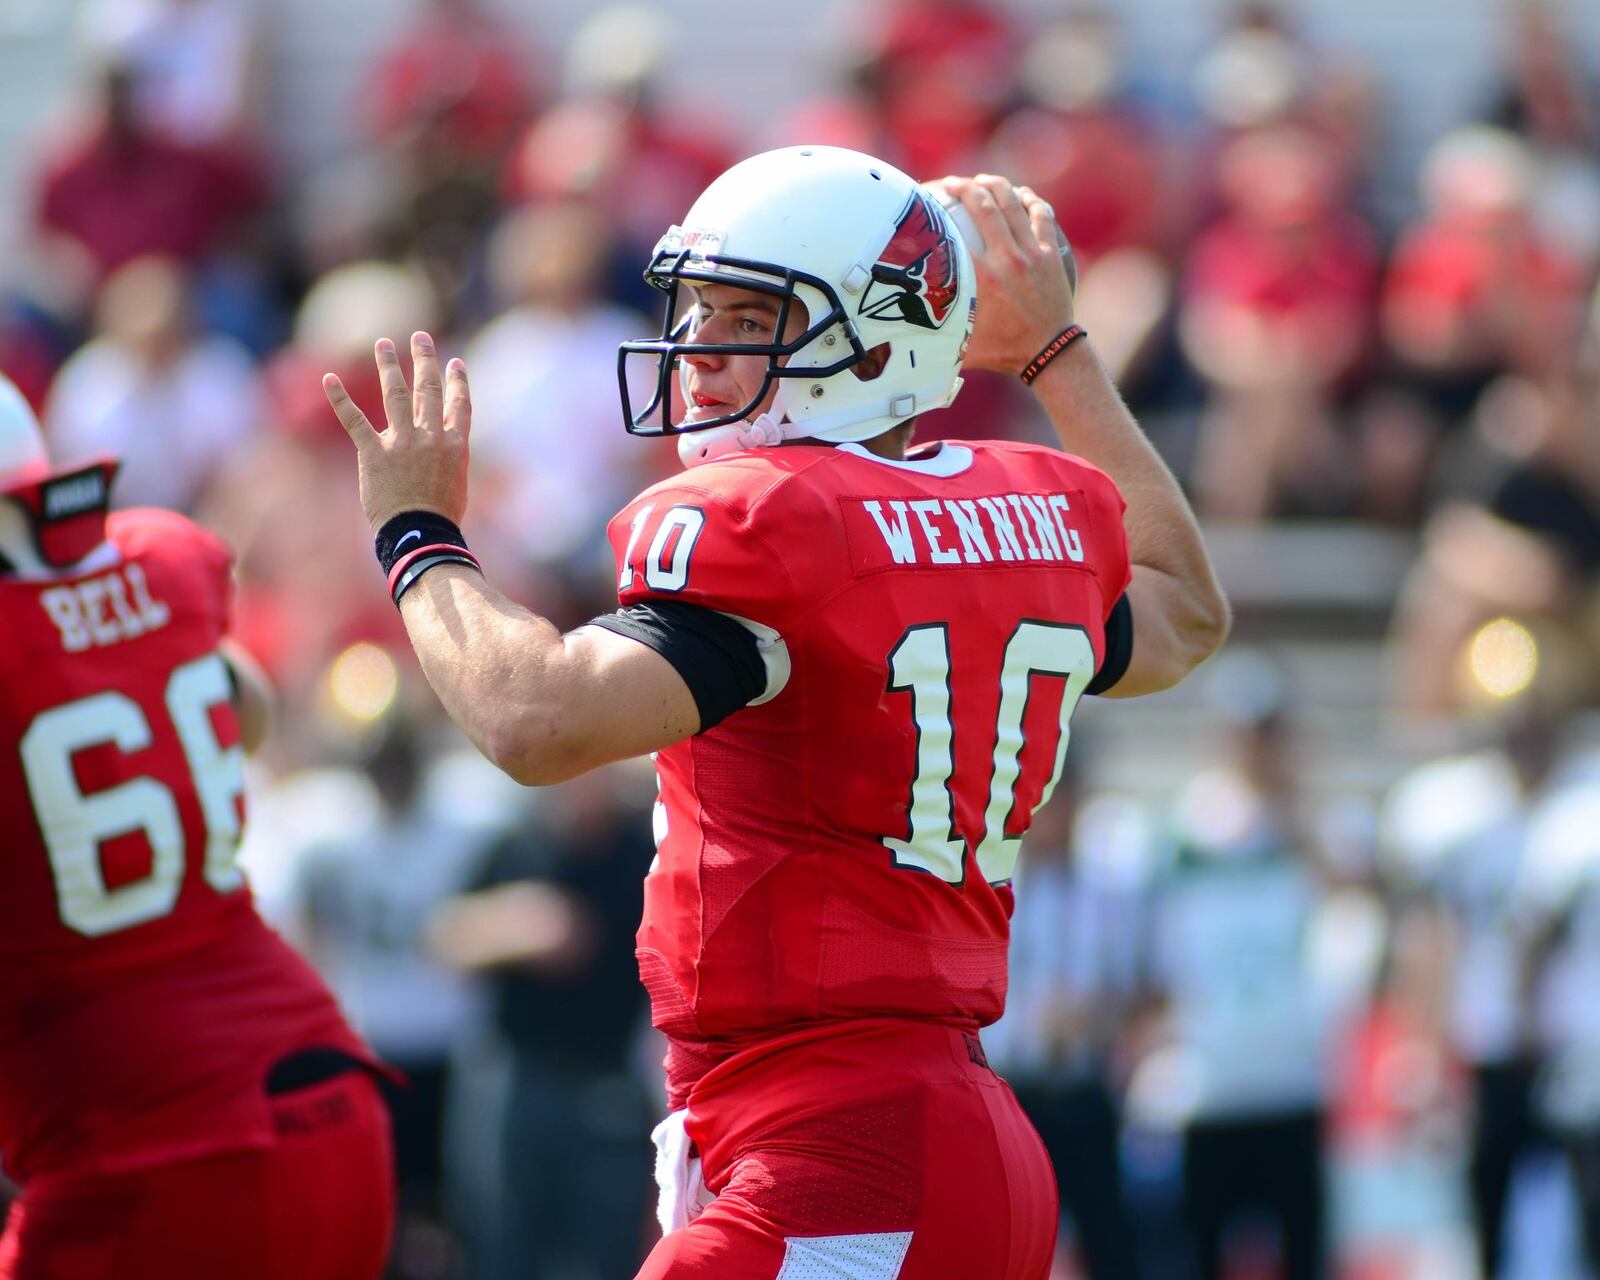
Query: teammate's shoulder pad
[[109, 508, 234, 567]]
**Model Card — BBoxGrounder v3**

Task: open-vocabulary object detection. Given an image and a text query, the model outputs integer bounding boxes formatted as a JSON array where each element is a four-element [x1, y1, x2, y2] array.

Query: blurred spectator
[[1514, 738, 1600, 1270], [1344, 383, 1444, 527], [1381, 127, 1590, 413], [32, 63, 266, 293], [1486, 1, 1599, 154], [987, 770, 1152, 1280], [1135, 657, 1336, 1280], [1328, 898, 1475, 1278], [1190, 4, 1380, 224], [1193, 4, 1309, 137], [429, 764, 657, 1280], [989, 7, 1164, 267], [0, 274, 76, 418], [360, 0, 540, 327], [1379, 704, 1585, 1278], [206, 261, 439, 705], [465, 201, 663, 590], [1387, 348, 1600, 716], [501, 6, 732, 294], [363, 0, 536, 164], [1178, 126, 1378, 519], [1481, 3, 1600, 319], [987, 8, 1176, 393], [847, 0, 1016, 180], [44, 255, 261, 513], [76, 0, 266, 145], [256, 715, 504, 1280]]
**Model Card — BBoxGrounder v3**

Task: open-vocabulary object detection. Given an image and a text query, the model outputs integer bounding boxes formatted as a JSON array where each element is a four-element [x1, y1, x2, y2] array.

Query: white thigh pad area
[[774, 1232, 915, 1280]]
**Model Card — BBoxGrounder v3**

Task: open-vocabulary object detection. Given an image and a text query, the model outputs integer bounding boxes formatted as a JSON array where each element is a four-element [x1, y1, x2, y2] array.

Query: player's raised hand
[[324, 331, 472, 533], [932, 175, 1077, 376]]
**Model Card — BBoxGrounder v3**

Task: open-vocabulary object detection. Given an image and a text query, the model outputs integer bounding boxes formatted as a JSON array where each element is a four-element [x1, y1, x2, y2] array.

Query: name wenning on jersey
[[858, 491, 1087, 568]]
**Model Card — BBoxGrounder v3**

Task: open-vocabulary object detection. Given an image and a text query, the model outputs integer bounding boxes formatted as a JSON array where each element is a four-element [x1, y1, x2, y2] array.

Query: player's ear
[[850, 342, 892, 383]]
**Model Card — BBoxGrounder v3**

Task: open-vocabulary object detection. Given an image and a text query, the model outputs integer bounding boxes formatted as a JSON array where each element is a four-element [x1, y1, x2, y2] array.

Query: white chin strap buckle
[[677, 413, 787, 469]]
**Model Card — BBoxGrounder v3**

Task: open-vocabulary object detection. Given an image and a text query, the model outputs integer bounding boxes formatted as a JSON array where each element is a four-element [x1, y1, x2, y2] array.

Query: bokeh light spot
[[1467, 617, 1539, 700], [328, 643, 399, 722]]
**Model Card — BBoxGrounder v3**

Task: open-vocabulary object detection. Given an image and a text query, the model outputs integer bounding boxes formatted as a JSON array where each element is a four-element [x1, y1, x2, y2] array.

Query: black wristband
[[375, 511, 469, 575], [375, 511, 481, 607]]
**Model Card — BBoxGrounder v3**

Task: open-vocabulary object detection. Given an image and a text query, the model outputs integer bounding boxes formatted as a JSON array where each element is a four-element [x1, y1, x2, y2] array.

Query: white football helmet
[[0, 373, 47, 490], [0, 373, 119, 572], [619, 145, 978, 446]]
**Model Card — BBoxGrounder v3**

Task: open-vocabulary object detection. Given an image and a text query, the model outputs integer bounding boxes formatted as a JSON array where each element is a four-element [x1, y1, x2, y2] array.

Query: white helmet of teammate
[[619, 145, 978, 447], [0, 372, 47, 491]]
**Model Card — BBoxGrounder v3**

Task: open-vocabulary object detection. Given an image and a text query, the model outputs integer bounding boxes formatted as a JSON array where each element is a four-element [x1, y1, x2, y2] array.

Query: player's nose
[[681, 348, 724, 372]]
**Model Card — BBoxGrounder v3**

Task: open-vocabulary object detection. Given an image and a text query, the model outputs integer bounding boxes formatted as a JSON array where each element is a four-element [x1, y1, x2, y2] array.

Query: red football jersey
[[0, 508, 373, 1180], [608, 439, 1130, 1105]]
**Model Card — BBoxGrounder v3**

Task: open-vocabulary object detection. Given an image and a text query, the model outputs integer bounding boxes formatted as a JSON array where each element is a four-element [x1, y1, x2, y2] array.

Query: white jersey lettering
[[37, 567, 171, 653], [943, 500, 994, 563], [908, 500, 959, 565], [863, 500, 918, 565]]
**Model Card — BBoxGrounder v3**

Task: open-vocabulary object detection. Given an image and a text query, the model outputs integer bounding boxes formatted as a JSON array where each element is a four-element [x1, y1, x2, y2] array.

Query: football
[[934, 186, 1079, 297]]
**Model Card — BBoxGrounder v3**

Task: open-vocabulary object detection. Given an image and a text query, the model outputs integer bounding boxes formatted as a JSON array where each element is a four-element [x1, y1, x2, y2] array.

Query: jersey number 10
[[885, 621, 1094, 887], [20, 652, 245, 937]]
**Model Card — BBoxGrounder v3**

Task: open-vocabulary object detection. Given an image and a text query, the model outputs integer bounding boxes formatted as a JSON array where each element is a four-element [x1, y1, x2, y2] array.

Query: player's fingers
[[1019, 188, 1079, 293], [953, 176, 1017, 254], [374, 338, 412, 434], [443, 357, 471, 437], [1022, 189, 1059, 246], [977, 174, 1037, 254], [411, 331, 443, 431], [323, 373, 380, 449], [1017, 185, 1052, 220]]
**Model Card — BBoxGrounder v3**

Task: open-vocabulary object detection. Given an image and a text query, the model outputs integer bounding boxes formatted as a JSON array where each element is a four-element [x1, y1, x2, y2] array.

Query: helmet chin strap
[[677, 412, 789, 469]]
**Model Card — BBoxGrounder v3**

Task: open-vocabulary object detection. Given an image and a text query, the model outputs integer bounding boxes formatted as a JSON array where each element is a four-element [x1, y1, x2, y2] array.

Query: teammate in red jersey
[[0, 375, 394, 1280], [327, 147, 1228, 1279]]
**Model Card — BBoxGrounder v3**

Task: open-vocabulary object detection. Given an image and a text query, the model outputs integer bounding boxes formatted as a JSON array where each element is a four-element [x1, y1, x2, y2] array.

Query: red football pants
[[639, 1021, 1058, 1280], [0, 1071, 394, 1280]]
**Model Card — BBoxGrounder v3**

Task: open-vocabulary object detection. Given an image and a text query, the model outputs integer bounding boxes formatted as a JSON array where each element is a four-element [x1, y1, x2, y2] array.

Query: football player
[[327, 148, 1229, 1278], [0, 374, 394, 1279]]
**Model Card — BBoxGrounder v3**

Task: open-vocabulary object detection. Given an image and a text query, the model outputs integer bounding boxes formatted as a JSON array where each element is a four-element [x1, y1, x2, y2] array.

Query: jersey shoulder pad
[[608, 459, 827, 628], [977, 440, 1124, 507], [109, 508, 233, 570], [108, 508, 235, 622]]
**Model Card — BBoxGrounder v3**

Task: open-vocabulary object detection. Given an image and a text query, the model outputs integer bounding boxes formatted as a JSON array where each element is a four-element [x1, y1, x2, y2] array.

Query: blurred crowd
[[3, 0, 1599, 1276]]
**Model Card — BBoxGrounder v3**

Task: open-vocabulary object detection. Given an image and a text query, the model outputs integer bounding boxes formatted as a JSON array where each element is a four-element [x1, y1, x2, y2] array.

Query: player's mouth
[[684, 392, 732, 421]]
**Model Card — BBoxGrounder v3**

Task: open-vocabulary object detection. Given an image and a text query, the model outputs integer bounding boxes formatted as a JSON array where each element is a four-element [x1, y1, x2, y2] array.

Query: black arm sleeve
[[1086, 592, 1133, 696], [590, 600, 769, 733]]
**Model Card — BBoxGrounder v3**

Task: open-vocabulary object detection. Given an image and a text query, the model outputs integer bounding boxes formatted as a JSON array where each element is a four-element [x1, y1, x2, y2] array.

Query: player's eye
[[738, 316, 768, 337]]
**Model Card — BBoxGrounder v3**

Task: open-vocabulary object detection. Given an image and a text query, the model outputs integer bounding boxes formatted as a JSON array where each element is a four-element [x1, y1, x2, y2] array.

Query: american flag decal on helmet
[[859, 192, 961, 331]]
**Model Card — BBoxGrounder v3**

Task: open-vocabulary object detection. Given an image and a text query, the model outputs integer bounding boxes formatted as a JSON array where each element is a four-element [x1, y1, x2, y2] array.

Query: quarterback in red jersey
[[0, 376, 394, 1279], [328, 147, 1228, 1278]]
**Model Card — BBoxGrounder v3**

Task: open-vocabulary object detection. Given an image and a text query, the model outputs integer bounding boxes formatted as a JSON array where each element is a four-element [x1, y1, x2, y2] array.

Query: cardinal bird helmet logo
[[858, 192, 961, 331]]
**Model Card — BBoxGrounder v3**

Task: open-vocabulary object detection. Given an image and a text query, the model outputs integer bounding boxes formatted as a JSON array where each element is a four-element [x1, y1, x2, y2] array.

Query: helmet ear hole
[[850, 342, 892, 383]]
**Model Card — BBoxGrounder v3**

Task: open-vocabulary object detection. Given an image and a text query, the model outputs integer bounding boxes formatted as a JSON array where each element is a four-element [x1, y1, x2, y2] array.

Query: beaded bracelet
[[1019, 324, 1088, 386]]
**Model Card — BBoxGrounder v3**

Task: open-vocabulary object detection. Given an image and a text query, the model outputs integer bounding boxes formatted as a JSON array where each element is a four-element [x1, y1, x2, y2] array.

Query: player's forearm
[[395, 565, 699, 784], [395, 565, 589, 785], [1031, 342, 1230, 668]]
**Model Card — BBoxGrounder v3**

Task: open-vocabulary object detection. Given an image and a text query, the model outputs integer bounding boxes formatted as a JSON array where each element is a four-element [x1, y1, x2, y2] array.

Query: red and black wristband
[[1019, 324, 1088, 386], [375, 511, 481, 607]]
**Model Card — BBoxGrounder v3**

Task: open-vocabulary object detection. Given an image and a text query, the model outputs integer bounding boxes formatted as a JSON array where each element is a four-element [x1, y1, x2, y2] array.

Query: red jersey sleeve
[[1078, 460, 1131, 625], [607, 461, 807, 632]]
